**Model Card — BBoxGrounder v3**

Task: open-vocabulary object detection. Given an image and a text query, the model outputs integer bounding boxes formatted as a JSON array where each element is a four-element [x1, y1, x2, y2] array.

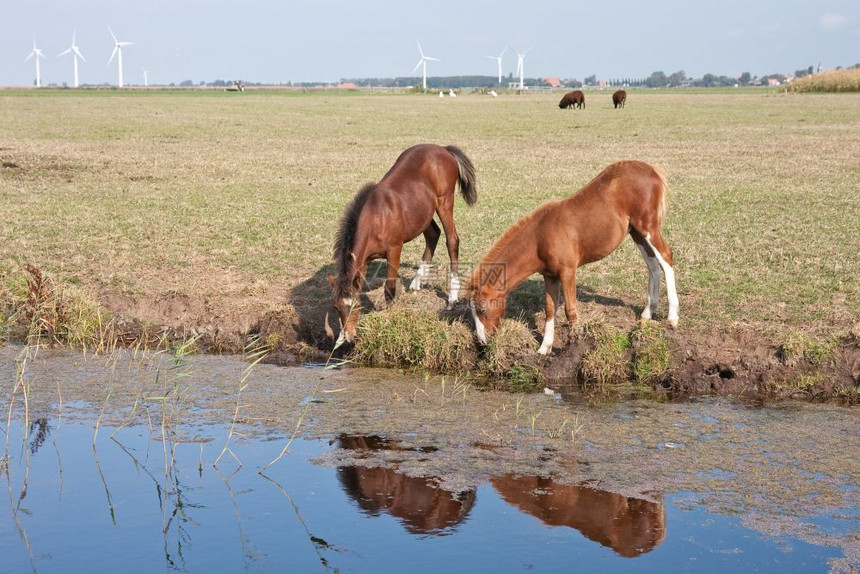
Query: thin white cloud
[[819, 12, 849, 31]]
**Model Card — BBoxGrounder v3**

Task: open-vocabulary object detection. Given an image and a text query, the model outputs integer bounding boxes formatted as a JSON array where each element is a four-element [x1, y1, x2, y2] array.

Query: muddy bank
[[3, 272, 859, 403]]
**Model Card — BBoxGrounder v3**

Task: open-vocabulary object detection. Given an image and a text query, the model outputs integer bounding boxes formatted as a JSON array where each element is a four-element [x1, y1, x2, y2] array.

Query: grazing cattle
[[613, 89, 627, 108], [328, 143, 477, 343], [470, 160, 679, 354], [558, 89, 585, 109], [491, 474, 666, 557], [335, 435, 476, 535]]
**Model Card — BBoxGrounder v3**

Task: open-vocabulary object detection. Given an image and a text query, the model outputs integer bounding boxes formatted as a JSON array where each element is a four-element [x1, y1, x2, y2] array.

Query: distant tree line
[[174, 64, 857, 90]]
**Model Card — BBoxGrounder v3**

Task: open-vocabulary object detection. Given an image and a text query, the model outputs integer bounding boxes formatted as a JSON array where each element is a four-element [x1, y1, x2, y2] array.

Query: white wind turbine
[[485, 47, 506, 85], [108, 28, 133, 88], [412, 40, 439, 91], [513, 47, 531, 89], [58, 29, 86, 88], [142, 69, 150, 87], [25, 38, 46, 87]]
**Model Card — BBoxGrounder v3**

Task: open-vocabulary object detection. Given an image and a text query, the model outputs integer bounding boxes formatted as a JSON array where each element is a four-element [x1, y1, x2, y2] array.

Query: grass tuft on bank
[[352, 307, 475, 372]]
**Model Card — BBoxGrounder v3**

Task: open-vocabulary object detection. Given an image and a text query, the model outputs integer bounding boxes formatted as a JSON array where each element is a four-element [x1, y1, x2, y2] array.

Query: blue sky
[[2, 1, 857, 87]]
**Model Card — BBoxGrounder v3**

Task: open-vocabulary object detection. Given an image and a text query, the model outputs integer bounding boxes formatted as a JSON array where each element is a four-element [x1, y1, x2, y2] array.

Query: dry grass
[[786, 68, 860, 93], [1, 88, 859, 346]]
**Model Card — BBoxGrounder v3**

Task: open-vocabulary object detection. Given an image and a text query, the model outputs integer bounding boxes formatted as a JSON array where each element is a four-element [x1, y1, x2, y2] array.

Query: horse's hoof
[[666, 319, 679, 329]]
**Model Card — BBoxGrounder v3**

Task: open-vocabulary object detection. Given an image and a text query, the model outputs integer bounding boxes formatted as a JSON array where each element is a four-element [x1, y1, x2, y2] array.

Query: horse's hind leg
[[409, 220, 441, 291], [384, 244, 403, 304], [436, 207, 461, 308], [632, 228, 679, 326], [633, 240, 662, 321]]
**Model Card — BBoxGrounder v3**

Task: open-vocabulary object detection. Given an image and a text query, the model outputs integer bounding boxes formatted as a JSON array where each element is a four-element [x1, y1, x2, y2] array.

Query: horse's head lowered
[[326, 274, 361, 344], [469, 285, 506, 345]]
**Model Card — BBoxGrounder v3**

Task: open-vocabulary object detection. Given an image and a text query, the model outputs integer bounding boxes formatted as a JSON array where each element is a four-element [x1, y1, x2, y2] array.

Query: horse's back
[[537, 161, 666, 265], [383, 144, 458, 184], [378, 143, 462, 206]]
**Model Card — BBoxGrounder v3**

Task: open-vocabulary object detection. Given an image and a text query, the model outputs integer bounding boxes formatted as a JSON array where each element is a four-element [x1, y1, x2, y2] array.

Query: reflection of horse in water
[[491, 474, 666, 557], [335, 435, 476, 535]]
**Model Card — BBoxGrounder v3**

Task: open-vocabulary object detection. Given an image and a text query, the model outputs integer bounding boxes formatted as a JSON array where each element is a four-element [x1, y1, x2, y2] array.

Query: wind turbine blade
[[498, 47, 507, 58], [412, 59, 423, 74], [109, 27, 118, 43], [109, 46, 118, 65], [416, 39, 424, 58], [425, 56, 439, 62], [25, 52, 34, 62], [118, 41, 134, 47], [58, 47, 72, 57], [73, 47, 86, 61]]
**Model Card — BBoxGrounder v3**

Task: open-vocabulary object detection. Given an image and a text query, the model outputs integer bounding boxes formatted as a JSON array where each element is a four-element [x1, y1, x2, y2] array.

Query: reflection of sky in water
[[1, 421, 849, 573]]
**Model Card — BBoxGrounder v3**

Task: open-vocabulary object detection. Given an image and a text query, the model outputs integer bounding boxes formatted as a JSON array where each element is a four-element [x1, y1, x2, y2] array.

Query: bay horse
[[328, 143, 477, 343], [613, 89, 627, 108], [469, 160, 678, 355]]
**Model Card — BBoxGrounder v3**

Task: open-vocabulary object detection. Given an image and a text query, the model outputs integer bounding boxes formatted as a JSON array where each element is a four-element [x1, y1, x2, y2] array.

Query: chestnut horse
[[329, 143, 477, 343], [469, 160, 678, 354], [613, 89, 627, 108]]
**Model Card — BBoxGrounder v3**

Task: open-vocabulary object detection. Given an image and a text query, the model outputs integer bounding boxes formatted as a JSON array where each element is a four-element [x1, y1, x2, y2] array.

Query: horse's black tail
[[445, 145, 478, 206]]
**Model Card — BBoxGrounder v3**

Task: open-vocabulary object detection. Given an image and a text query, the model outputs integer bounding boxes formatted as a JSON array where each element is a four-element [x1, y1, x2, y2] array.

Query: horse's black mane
[[333, 182, 376, 295]]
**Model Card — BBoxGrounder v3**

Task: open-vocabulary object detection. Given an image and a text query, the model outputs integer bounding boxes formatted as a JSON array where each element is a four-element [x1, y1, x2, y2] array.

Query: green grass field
[[1, 88, 858, 342]]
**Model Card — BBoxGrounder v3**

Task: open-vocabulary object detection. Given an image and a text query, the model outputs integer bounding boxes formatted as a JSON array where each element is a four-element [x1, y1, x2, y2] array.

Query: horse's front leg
[[559, 267, 579, 327], [539, 276, 561, 355], [385, 245, 403, 304]]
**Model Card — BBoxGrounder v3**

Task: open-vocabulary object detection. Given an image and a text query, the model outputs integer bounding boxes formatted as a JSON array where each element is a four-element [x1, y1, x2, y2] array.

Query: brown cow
[[558, 89, 585, 109], [335, 435, 476, 535], [491, 474, 666, 557], [613, 89, 627, 108]]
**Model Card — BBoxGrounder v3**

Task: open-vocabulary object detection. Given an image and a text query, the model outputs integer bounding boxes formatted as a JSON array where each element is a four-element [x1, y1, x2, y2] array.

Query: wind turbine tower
[[143, 69, 150, 87], [58, 29, 86, 88], [108, 28, 134, 88], [514, 47, 531, 90], [485, 47, 506, 85], [412, 40, 439, 91], [25, 39, 46, 88]]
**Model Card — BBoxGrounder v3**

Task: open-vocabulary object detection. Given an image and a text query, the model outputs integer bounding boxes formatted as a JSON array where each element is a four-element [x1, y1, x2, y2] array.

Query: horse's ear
[[327, 274, 337, 290]]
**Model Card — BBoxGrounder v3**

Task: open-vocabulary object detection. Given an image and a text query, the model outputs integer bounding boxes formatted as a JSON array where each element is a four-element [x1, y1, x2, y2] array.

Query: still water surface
[[1, 420, 853, 573], [1, 346, 858, 572]]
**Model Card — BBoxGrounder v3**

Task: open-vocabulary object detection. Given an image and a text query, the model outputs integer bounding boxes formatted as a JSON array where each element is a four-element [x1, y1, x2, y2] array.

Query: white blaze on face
[[335, 329, 349, 346], [336, 297, 356, 343], [470, 300, 487, 344]]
